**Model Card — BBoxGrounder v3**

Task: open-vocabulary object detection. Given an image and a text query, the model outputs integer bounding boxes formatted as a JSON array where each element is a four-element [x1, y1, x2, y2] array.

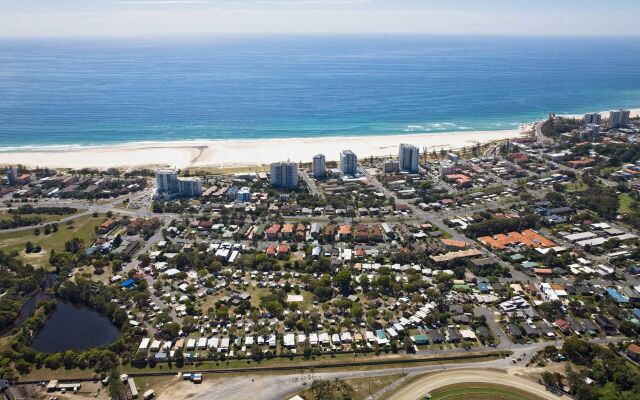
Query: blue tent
[[120, 279, 135, 289]]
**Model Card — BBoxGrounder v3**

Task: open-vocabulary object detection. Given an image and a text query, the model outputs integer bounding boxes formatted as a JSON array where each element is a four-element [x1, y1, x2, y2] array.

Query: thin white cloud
[[115, 0, 211, 5], [1, 7, 639, 37], [114, 0, 368, 4]]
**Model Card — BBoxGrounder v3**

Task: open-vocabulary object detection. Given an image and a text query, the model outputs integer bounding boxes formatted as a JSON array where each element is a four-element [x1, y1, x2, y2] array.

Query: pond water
[[31, 301, 121, 353]]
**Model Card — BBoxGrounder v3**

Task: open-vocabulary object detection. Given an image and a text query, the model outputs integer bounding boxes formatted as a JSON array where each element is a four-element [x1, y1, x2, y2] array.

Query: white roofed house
[[207, 337, 219, 350], [149, 340, 161, 352], [319, 332, 330, 345], [309, 333, 319, 346], [219, 337, 230, 352], [197, 337, 207, 350], [365, 331, 375, 343], [340, 332, 352, 343], [297, 334, 307, 344], [186, 338, 196, 350], [331, 333, 341, 346], [138, 338, 150, 351], [283, 333, 296, 349]]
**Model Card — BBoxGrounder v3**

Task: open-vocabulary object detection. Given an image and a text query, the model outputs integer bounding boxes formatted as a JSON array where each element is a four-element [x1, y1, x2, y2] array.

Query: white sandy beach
[[0, 129, 527, 170]]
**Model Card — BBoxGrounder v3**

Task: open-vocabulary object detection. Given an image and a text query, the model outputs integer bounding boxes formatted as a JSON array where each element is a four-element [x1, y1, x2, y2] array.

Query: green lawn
[[0, 214, 105, 268], [429, 383, 545, 400], [565, 180, 587, 192], [618, 193, 635, 214], [121, 353, 503, 375]]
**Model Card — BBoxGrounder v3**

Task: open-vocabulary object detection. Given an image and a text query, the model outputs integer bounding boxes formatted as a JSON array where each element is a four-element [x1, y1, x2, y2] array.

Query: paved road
[[154, 336, 621, 400], [299, 170, 325, 198]]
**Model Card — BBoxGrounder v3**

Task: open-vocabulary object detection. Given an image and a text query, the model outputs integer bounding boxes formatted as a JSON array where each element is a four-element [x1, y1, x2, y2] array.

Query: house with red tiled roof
[[281, 223, 294, 238], [627, 344, 640, 362], [441, 239, 468, 248], [554, 319, 571, 334], [339, 224, 352, 240], [265, 224, 281, 241], [567, 157, 595, 169], [277, 244, 290, 256], [478, 229, 555, 250], [266, 245, 277, 256]]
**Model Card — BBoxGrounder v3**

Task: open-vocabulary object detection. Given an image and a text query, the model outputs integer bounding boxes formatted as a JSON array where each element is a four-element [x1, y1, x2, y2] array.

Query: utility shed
[[46, 380, 58, 392], [128, 378, 138, 398]]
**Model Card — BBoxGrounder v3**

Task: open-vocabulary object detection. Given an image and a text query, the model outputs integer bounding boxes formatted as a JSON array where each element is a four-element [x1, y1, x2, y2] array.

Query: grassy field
[[565, 180, 588, 192], [300, 373, 405, 400], [618, 193, 635, 214], [0, 214, 105, 268], [120, 352, 503, 375], [428, 383, 545, 400], [0, 208, 85, 224]]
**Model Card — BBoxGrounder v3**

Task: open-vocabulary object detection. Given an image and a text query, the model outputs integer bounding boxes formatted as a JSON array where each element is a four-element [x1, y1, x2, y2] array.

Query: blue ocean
[[0, 35, 639, 150]]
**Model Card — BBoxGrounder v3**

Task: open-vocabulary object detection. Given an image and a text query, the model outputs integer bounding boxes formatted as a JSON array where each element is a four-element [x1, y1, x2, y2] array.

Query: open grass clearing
[[429, 383, 546, 400], [0, 214, 105, 268]]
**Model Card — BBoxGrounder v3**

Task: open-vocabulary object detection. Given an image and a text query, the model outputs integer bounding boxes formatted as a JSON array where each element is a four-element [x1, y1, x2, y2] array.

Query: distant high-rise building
[[270, 161, 298, 188], [312, 154, 326, 178], [581, 123, 600, 138], [398, 143, 419, 172], [6, 167, 18, 186], [237, 187, 251, 202], [583, 113, 601, 126], [447, 152, 460, 164], [155, 169, 202, 199], [156, 169, 179, 196], [339, 150, 358, 176], [383, 159, 400, 174], [178, 178, 203, 198], [440, 161, 455, 177], [608, 109, 631, 129]]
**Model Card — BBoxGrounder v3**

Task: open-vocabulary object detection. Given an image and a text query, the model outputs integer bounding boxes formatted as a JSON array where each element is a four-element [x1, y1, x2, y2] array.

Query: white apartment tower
[[270, 161, 298, 188], [339, 150, 358, 176], [312, 154, 326, 178], [156, 169, 179, 196], [398, 143, 419, 173], [583, 112, 601, 126], [608, 109, 631, 129], [155, 169, 202, 199]]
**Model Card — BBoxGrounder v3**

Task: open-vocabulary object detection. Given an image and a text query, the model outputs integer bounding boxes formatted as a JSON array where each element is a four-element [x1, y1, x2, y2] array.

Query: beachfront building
[[383, 159, 399, 174], [6, 167, 18, 186], [440, 161, 455, 177], [312, 154, 326, 178], [398, 143, 419, 173], [583, 112, 602, 126], [237, 187, 251, 202], [270, 161, 298, 189], [156, 169, 179, 195], [178, 178, 203, 198], [155, 169, 202, 199], [608, 109, 630, 129], [340, 150, 358, 176]]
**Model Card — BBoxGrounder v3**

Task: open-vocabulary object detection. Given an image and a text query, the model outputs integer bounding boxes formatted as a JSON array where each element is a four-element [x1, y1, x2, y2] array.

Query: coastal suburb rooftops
[[478, 229, 555, 250]]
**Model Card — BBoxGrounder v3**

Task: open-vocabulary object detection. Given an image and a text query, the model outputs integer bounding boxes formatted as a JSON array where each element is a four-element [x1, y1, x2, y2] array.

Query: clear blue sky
[[1, 0, 639, 38]]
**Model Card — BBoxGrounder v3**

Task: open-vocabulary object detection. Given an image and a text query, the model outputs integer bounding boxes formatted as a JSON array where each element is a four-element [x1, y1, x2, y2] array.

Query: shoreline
[[0, 128, 528, 169], [1, 105, 638, 170]]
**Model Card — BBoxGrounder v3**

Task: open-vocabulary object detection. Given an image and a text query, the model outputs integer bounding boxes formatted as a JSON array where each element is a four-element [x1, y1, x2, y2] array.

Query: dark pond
[[1, 273, 57, 335], [31, 301, 121, 353]]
